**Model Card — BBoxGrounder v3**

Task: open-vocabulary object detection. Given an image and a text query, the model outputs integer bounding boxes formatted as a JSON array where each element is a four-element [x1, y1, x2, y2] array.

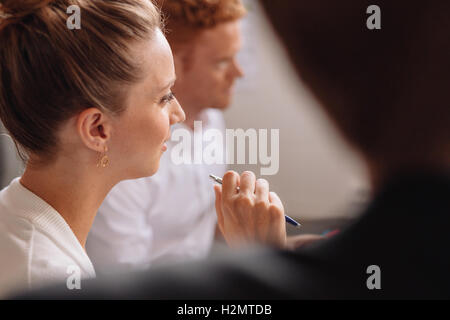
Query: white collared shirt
[[0, 178, 96, 298], [87, 109, 227, 273]]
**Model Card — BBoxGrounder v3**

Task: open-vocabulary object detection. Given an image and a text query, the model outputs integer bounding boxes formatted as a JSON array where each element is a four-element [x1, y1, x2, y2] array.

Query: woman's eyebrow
[[157, 78, 176, 93]]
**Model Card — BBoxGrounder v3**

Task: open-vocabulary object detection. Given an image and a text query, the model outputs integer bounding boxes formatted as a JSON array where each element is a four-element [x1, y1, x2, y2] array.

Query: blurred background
[[0, 124, 23, 191], [223, 0, 370, 233], [0, 0, 370, 234]]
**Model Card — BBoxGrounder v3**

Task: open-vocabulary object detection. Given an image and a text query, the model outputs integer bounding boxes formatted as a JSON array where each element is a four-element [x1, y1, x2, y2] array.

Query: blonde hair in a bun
[[0, 0, 161, 161]]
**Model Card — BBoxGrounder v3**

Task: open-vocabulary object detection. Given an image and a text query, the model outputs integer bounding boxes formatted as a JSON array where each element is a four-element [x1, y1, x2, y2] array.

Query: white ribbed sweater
[[0, 178, 96, 298]]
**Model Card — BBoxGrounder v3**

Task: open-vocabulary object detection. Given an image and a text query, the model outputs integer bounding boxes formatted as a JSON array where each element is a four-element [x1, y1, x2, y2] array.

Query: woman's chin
[[125, 162, 159, 180], [143, 163, 159, 178]]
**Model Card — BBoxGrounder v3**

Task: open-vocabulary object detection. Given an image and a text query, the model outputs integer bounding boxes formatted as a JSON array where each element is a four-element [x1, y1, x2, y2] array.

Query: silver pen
[[209, 174, 302, 228]]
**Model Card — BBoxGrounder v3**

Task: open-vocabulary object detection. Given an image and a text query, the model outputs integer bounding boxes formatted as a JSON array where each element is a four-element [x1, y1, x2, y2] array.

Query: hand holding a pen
[[213, 171, 287, 249]]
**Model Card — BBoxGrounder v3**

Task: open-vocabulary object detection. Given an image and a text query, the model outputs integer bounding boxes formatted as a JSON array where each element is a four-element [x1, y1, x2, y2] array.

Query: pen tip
[[209, 174, 221, 181]]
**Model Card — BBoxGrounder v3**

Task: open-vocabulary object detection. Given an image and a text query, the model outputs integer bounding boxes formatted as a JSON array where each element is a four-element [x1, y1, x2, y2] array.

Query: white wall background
[[0, 125, 24, 188], [223, 0, 370, 220]]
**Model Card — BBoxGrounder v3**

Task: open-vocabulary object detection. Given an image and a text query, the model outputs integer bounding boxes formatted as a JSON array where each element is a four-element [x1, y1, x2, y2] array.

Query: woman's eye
[[160, 92, 176, 105]]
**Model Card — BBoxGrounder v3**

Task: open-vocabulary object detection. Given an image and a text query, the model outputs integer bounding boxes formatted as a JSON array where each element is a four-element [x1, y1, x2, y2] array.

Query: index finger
[[222, 171, 240, 199]]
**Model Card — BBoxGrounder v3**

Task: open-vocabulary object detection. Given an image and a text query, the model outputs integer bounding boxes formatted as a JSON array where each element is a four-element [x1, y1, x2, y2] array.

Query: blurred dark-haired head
[[260, 0, 450, 181]]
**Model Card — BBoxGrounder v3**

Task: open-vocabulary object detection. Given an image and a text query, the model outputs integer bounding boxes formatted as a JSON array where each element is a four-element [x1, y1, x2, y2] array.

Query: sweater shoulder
[[0, 211, 34, 298]]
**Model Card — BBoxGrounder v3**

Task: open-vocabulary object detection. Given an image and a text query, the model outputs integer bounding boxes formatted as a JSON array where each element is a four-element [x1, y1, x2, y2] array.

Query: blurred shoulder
[[201, 108, 225, 129]]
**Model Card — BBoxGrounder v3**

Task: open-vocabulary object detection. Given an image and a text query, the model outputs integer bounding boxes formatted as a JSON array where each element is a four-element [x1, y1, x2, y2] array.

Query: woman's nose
[[170, 98, 186, 124]]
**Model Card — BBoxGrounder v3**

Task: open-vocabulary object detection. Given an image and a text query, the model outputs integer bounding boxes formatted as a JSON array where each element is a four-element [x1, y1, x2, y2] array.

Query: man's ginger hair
[[155, 0, 246, 51]]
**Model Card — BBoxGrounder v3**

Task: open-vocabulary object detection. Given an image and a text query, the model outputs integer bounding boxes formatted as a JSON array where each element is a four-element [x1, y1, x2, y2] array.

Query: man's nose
[[232, 59, 244, 78]]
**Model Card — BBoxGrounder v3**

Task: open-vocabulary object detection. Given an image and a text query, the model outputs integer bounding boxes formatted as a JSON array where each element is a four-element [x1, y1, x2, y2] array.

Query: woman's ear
[[76, 108, 112, 152]]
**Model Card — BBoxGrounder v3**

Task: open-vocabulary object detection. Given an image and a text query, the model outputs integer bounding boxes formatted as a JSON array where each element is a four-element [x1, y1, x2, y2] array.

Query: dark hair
[[0, 0, 161, 162], [260, 0, 450, 173]]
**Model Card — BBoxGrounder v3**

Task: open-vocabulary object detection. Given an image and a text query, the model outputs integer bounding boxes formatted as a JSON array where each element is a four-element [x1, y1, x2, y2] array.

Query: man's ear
[[173, 52, 185, 79], [174, 46, 194, 75], [76, 108, 112, 152]]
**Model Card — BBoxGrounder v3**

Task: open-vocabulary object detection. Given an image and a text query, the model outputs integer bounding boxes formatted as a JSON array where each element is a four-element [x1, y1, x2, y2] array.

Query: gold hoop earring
[[97, 146, 109, 168]]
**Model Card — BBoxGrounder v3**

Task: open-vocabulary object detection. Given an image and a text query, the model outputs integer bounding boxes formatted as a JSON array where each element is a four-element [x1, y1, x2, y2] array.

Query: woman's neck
[[20, 159, 117, 249]]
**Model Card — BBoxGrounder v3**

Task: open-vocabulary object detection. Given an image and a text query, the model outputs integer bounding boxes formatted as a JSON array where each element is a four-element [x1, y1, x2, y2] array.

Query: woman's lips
[[162, 132, 170, 151]]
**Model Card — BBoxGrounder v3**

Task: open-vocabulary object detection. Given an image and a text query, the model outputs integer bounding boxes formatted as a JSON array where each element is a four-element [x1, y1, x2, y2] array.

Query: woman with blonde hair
[[0, 0, 286, 298], [0, 0, 185, 297]]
